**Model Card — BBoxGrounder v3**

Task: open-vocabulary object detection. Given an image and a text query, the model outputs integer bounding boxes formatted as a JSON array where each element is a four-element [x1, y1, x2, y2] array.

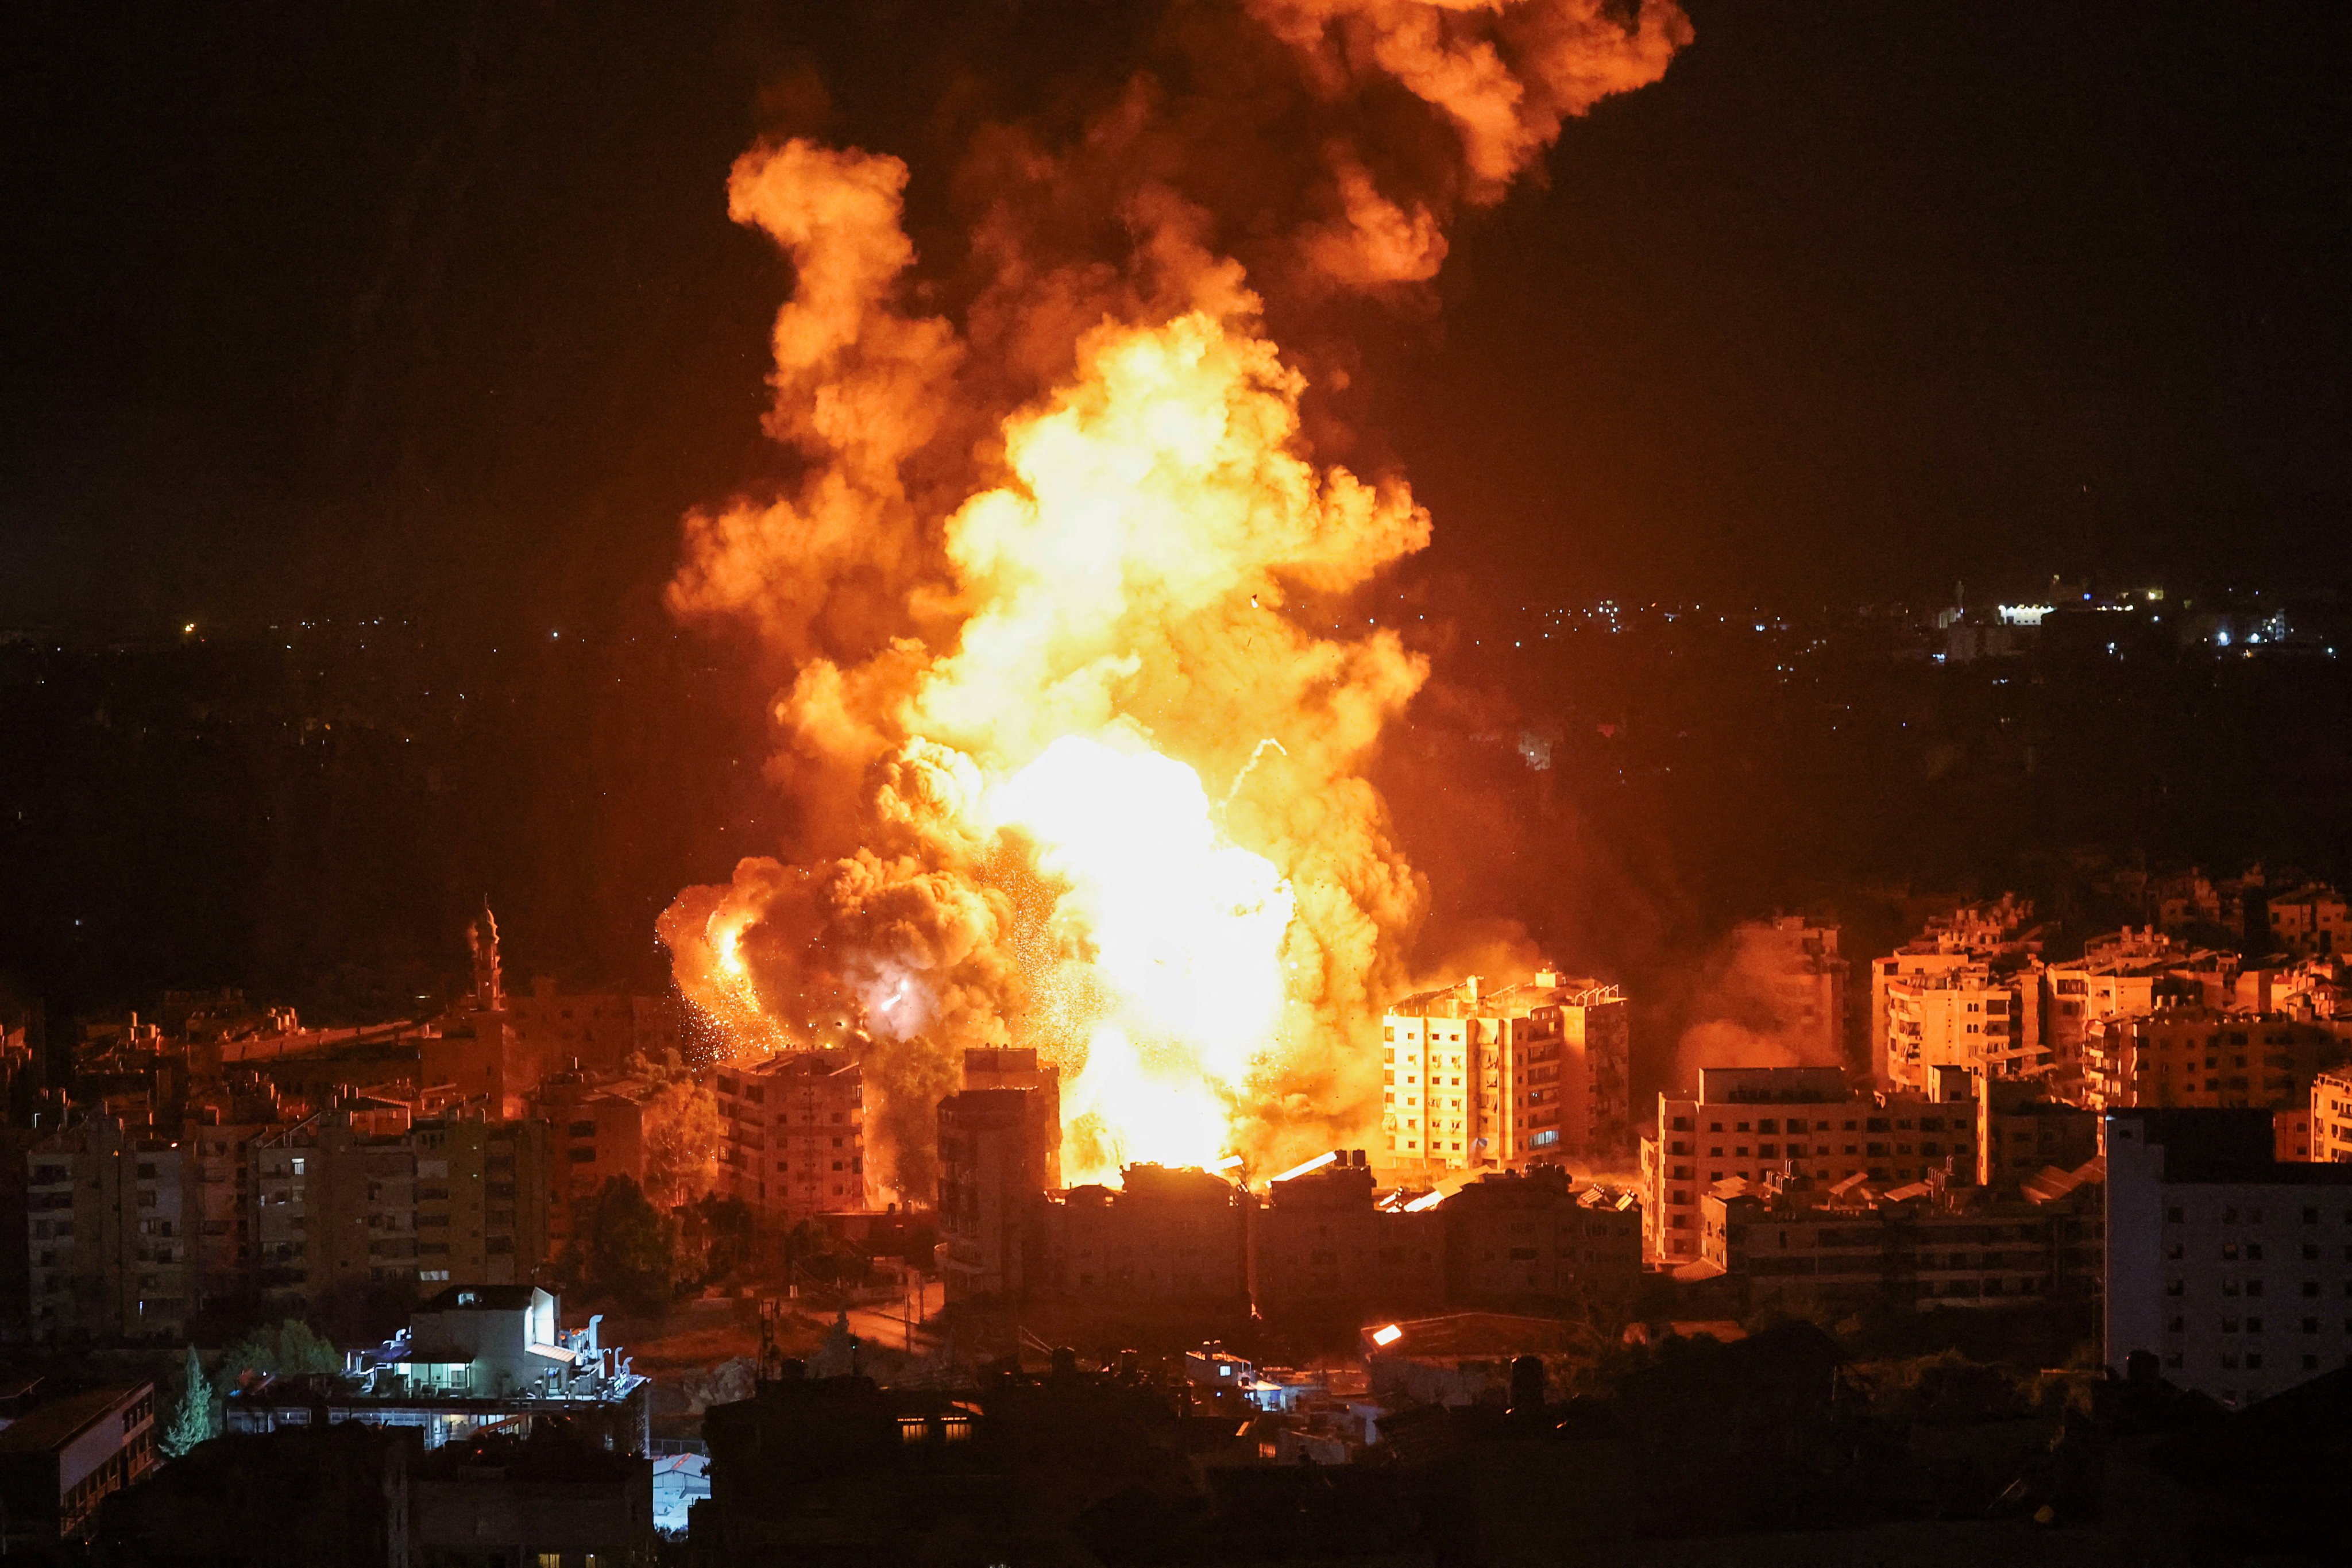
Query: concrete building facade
[[2106, 1108, 2352, 1408], [714, 1051, 865, 1218], [1639, 1067, 1979, 1263], [1381, 971, 1629, 1176]]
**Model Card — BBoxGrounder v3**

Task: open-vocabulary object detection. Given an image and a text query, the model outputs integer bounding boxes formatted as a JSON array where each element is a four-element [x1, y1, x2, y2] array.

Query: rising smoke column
[[660, 0, 1690, 1200]]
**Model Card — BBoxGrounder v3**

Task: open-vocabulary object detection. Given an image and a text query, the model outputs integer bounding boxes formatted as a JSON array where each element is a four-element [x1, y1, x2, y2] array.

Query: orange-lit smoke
[[659, 0, 1689, 1200]]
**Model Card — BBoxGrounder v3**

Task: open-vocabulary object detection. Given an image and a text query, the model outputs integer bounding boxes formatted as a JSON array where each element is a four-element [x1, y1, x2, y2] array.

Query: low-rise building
[[2106, 1107, 2352, 1408], [92, 1420, 411, 1568], [0, 1382, 157, 1549], [411, 1427, 655, 1566], [227, 1285, 648, 1453]]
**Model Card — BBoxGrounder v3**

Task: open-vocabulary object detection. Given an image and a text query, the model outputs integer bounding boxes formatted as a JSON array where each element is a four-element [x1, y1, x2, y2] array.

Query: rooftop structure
[[227, 1285, 647, 1452]]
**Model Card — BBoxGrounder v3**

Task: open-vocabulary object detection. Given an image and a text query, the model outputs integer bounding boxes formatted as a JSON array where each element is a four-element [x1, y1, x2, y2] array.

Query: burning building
[[651, 2, 1693, 1199]]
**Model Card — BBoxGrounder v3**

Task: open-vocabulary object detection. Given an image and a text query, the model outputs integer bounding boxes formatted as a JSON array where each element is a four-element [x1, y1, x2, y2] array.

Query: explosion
[[658, 0, 1690, 1198]]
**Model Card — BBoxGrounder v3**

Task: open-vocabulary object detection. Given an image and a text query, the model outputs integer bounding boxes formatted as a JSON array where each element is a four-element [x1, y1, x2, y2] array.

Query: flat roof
[[419, 1284, 540, 1312], [0, 1384, 147, 1456]]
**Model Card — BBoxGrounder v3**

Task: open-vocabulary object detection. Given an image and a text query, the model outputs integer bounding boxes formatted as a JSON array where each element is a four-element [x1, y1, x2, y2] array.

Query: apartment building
[[938, 1086, 1057, 1301], [2312, 1069, 2352, 1164], [1699, 1165, 2104, 1318], [2107, 1108, 2352, 1408], [1744, 916, 1851, 1063], [1440, 1165, 1641, 1309], [26, 1120, 194, 1342], [531, 1068, 652, 1252], [1881, 964, 2046, 1092], [1381, 971, 1628, 1176], [1253, 1154, 1444, 1321], [1978, 1078, 2099, 1187], [713, 1052, 865, 1218], [1867, 896, 2040, 1073], [251, 1109, 551, 1310], [2042, 930, 2236, 1096], [1639, 1066, 1978, 1263], [1037, 1164, 1252, 1315], [2082, 1009, 2352, 1114], [2264, 885, 2351, 958]]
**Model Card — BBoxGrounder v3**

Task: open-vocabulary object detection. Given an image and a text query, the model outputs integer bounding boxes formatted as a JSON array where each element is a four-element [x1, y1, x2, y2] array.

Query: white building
[[2106, 1108, 2352, 1408]]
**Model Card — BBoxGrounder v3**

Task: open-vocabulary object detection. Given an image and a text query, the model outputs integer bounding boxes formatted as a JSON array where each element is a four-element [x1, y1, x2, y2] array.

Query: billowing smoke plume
[[1670, 921, 1849, 1088], [660, 0, 1691, 1199]]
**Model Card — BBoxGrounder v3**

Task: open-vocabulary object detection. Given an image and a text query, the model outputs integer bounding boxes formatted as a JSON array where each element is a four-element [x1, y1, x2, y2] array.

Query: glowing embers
[[985, 734, 1294, 1185]]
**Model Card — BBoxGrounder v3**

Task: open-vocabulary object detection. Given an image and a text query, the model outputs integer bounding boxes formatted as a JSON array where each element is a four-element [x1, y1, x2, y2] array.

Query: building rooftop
[[2119, 1108, 2352, 1185], [0, 1384, 146, 1456], [1387, 971, 1619, 1019], [419, 1284, 540, 1312]]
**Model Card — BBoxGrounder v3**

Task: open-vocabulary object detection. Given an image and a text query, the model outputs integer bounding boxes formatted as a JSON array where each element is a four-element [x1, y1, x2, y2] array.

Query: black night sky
[[7, 0, 2348, 641]]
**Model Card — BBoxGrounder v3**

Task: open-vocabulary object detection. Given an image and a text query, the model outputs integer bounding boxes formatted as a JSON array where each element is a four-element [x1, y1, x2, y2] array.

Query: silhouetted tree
[[586, 1174, 683, 1314], [219, 1318, 339, 1387]]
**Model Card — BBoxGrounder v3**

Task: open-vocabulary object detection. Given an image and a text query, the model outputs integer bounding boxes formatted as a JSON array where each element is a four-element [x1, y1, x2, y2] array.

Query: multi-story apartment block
[[2042, 930, 2236, 1097], [501, 976, 690, 1086], [937, 1087, 1057, 1302], [1254, 1153, 1445, 1321], [2107, 1107, 2352, 1408], [1639, 1066, 1978, 1263], [26, 1119, 194, 1342], [1868, 897, 2040, 1077], [713, 1052, 865, 1218], [1699, 1164, 2104, 1318], [1744, 916, 1851, 1064], [2311, 1069, 2352, 1164], [251, 1108, 551, 1310], [959, 1048, 1061, 1190], [1036, 1164, 1252, 1315], [1439, 1165, 1641, 1309], [2082, 1009, 2352, 1114], [1977, 1077, 2099, 1187], [532, 1068, 652, 1252], [1881, 963, 2046, 1091], [1381, 971, 1628, 1176]]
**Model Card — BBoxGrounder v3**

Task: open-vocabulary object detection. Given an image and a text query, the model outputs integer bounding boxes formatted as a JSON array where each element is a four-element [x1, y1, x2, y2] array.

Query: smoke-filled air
[[657, 0, 1691, 1200]]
